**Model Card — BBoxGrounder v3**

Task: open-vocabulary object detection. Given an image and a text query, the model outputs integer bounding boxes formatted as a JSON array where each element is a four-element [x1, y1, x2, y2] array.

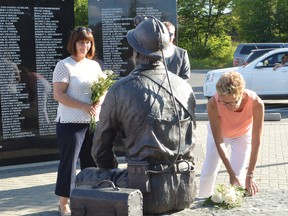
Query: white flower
[[203, 184, 246, 209], [223, 189, 237, 205], [221, 184, 232, 194], [211, 191, 223, 203]]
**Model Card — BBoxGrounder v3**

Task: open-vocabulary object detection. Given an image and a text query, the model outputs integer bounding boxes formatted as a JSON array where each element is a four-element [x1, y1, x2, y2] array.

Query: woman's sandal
[[58, 206, 71, 216]]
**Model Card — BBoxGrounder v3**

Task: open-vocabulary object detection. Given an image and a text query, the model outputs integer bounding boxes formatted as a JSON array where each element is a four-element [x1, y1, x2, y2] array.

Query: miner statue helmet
[[126, 16, 174, 60]]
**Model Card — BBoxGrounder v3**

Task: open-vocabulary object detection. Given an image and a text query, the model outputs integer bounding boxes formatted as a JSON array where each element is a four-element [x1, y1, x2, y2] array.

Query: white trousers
[[198, 122, 252, 197]]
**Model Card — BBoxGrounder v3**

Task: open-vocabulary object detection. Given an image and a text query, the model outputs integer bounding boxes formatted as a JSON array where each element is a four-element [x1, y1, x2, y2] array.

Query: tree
[[232, 0, 284, 42], [232, 0, 274, 42], [274, 0, 288, 42], [177, 0, 234, 60], [74, 0, 88, 27]]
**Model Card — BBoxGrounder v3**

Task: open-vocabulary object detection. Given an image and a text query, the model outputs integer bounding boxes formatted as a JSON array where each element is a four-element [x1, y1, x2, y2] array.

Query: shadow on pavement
[[23, 211, 59, 216], [0, 163, 58, 179]]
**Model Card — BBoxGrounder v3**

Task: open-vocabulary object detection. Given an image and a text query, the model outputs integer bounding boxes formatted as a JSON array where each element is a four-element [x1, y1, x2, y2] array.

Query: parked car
[[233, 43, 285, 66], [203, 48, 288, 99], [242, 48, 277, 65]]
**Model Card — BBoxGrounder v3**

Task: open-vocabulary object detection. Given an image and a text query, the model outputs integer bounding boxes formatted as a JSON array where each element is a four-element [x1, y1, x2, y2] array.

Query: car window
[[243, 49, 277, 66], [234, 43, 285, 66], [260, 53, 286, 67], [257, 45, 282, 49], [239, 45, 282, 55], [245, 51, 266, 62], [239, 46, 257, 54]]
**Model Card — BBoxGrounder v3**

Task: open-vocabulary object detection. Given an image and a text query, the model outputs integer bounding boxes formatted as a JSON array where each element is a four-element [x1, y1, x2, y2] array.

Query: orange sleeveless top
[[215, 89, 256, 138]]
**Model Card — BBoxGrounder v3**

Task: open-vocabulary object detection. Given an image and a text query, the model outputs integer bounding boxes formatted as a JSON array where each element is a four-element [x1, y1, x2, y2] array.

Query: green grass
[[190, 43, 237, 69], [191, 58, 233, 70]]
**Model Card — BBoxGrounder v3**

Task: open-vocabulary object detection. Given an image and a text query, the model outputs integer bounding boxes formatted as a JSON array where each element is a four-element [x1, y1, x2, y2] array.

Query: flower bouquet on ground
[[89, 70, 116, 133], [203, 184, 247, 209]]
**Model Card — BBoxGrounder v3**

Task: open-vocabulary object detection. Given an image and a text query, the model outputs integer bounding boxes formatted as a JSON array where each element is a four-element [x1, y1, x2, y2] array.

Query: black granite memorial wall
[[0, 0, 177, 166], [0, 0, 74, 166], [88, 0, 177, 76]]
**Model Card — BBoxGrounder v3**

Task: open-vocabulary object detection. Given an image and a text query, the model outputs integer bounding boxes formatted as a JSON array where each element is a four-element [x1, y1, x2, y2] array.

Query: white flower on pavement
[[203, 184, 246, 209]]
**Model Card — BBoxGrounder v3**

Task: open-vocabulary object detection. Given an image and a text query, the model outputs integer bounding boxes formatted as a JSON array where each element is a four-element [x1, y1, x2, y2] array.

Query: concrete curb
[[0, 157, 128, 171], [264, 112, 282, 121], [195, 112, 281, 121]]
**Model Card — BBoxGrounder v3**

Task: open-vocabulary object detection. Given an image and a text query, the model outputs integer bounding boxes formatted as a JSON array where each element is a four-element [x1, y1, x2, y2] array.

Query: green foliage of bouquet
[[203, 184, 247, 209], [89, 70, 116, 133]]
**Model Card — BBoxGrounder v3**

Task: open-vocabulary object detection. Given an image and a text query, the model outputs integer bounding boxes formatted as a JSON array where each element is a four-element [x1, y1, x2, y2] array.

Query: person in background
[[52, 26, 106, 216], [273, 53, 288, 70], [75, 17, 197, 215], [199, 71, 264, 198], [163, 21, 191, 81]]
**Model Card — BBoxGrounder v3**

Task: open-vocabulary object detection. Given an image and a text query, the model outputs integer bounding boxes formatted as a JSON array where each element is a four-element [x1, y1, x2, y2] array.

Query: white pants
[[198, 122, 252, 197]]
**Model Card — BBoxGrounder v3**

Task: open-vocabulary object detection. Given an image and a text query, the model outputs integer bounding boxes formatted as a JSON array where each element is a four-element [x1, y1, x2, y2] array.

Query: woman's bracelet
[[246, 174, 254, 178]]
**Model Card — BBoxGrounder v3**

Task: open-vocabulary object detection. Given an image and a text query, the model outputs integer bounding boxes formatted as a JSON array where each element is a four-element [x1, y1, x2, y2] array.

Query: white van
[[233, 43, 285, 66]]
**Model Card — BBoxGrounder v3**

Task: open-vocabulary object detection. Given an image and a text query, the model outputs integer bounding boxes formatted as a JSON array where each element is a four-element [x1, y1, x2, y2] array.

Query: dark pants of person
[[55, 122, 96, 198]]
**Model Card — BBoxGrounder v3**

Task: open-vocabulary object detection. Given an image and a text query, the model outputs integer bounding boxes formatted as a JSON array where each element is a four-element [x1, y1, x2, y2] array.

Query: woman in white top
[[53, 26, 106, 216]]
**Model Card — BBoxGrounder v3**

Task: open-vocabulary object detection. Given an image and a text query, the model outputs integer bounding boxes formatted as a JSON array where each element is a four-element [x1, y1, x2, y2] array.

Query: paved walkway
[[0, 121, 288, 215]]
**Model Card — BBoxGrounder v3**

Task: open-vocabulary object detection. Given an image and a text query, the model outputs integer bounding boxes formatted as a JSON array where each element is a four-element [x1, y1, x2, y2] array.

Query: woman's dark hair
[[67, 27, 95, 59]]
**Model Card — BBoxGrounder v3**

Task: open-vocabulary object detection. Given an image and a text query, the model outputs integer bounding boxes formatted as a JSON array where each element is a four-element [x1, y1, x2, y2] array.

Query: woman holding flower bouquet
[[52, 26, 106, 215], [199, 71, 264, 198]]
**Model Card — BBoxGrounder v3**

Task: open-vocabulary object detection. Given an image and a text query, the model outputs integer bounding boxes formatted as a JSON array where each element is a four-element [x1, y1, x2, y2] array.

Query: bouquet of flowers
[[203, 184, 247, 209], [89, 70, 116, 133]]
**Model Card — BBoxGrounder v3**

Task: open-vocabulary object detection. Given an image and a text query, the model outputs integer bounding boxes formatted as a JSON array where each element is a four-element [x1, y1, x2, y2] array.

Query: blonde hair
[[216, 71, 245, 97]]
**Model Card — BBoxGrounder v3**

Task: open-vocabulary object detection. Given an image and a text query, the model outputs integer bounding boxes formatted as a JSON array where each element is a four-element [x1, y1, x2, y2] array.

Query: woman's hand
[[81, 104, 97, 117], [91, 91, 107, 114], [230, 174, 242, 187], [245, 175, 259, 196]]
